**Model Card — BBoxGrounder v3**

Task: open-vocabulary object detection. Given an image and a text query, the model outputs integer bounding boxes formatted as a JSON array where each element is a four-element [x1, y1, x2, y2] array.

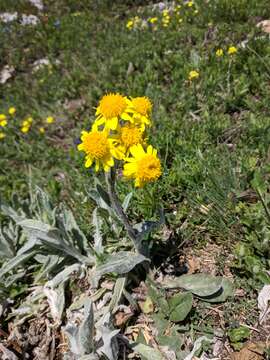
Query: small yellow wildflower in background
[[21, 126, 30, 133], [0, 114, 7, 127], [126, 20, 133, 30], [0, 132, 6, 139], [21, 118, 32, 133], [39, 127, 45, 134], [216, 48, 224, 57], [228, 46, 237, 55], [187, 1, 194, 7], [123, 144, 161, 187], [188, 70, 200, 80], [8, 107, 16, 115], [46, 116, 55, 124], [149, 17, 158, 24]]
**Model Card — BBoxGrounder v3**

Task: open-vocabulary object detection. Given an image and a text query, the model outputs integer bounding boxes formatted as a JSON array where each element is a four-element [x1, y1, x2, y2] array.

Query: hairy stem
[[105, 168, 140, 252]]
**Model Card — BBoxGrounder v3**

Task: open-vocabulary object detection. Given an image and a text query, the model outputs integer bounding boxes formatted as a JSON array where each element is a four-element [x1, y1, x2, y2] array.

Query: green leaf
[[146, 277, 169, 314], [201, 278, 234, 303], [131, 343, 164, 360], [163, 274, 222, 297], [122, 192, 133, 212], [92, 252, 149, 287], [228, 326, 250, 343], [0, 251, 36, 279], [168, 292, 193, 322]]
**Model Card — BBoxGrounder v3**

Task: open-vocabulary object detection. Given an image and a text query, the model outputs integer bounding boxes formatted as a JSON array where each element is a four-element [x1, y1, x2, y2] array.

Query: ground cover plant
[[0, 0, 270, 359]]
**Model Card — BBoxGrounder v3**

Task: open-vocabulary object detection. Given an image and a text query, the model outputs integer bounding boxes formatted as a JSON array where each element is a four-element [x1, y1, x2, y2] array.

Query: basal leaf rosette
[[123, 144, 161, 187], [77, 129, 124, 171]]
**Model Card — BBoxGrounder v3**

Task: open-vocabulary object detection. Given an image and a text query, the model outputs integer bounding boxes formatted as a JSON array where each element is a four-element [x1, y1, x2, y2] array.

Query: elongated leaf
[[19, 219, 95, 265], [201, 278, 233, 303], [46, 263, 81, 288], [109, 276, 126, 313], [183, 336, 213, 360], [0, 251, 36, 279], [122, 192, 133, 212], [44, 283, 65, 323], [92, 252, 148, 287], [163, 274, 222, 297], [92, 208, 103, 255], [79, 298, 94, 354], [131, 343, 164, 360], [169, 292, 193, 322]]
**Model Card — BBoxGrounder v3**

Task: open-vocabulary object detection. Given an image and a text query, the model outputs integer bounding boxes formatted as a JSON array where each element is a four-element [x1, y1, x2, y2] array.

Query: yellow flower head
[[117, 123, 144, 154], [216, 48, 223, 57], [0, 119, 7, 127], [8, 107, 16, 115], [0, 114, 6, 121], [22, 119, 30, 127], [188, 70, 199, 80], [125, 96, 152, 129], [21, 126, 30, 133], [149, 17, 158, 24], [123, 144, 161, 187], [94, 93, 128, 130], [187, 1, 194, 7], [46, 116, 55, 124], [39, 127, 45, 134], [126, 20, 133, 29], [0, 132, 6, 139], [77, 129, 124, 172], [228, 46, 237, 55]]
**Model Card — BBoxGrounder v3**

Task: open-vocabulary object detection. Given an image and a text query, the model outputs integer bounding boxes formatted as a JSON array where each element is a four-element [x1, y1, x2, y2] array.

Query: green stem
[[105, 168, 140, 253]]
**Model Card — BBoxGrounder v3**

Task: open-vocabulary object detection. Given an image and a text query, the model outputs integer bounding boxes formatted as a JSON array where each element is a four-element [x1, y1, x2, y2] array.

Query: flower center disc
[[137, 155, 161, 182], [99, 94, 127, 119], [84, 132, 109, 159], [132, 97, 152, 116], [121, 126, 142, 148]]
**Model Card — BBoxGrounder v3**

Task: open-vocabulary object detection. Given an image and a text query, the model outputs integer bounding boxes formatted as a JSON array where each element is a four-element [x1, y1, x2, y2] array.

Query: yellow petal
[[85, 157, 93, 168]]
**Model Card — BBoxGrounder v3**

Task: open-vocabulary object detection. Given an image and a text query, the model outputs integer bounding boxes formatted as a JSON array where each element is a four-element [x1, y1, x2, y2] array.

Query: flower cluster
[[78, 93, 162, 188], [0, 106, 56, 139], [126, 1, 199, 32], [216, 46, 238, 57]]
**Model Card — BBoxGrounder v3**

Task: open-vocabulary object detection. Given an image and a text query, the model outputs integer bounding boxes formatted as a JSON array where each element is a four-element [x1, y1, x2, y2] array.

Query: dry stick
[[105, 168, 140, 253]]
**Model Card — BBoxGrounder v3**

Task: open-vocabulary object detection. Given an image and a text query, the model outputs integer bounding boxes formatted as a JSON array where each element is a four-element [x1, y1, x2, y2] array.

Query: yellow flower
[[22, 120, 29, 127], [188, 70, 200, 80], [149, 17, 158, 24], [39, 127, 45, 134], [126, 96, 152, 129], [228, 46, 237, 55], [216, 48, 223, 57], [27, 117, 33, 123], [0, 132, 6, 139], [77, 129, 124, 171], [94, 93, 129, 131], [21, 126, 30, 133], [123, 144, 161, 187], [187, 1, 194, 7], [126, 20, 133, 30], [8, 107, 16, 115], [116, 124, 144, 154], [0, 119, 7, 127], [46, 116, 55, 124], [0, 114, 6, 121]]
